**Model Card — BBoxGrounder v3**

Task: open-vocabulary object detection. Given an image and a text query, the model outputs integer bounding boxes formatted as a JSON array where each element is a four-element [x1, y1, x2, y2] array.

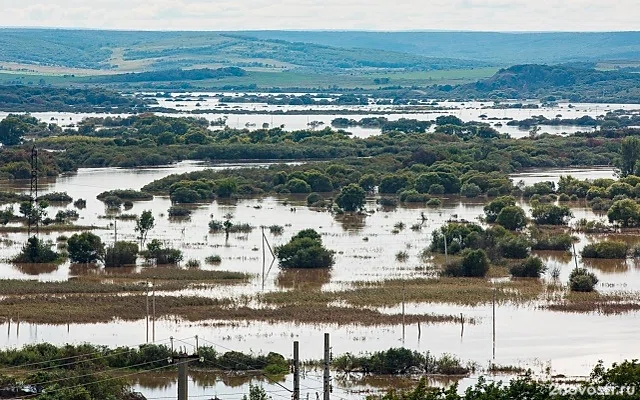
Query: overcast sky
[[2, 0, 638, 31]]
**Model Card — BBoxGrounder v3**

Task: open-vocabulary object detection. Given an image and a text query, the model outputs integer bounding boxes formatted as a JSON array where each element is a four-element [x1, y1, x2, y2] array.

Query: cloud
[[2, 0, 638, 31]]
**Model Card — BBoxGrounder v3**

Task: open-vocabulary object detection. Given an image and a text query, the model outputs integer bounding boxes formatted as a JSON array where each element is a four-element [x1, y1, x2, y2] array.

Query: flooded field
[[1, 95, 637, 138], [0, 160, 636, 397]]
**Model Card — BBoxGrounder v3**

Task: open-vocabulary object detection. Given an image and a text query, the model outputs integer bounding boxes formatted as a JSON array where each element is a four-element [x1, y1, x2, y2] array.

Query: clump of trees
[[274, 229, 335, 268], [530, 203, 573, 225], [430, 223, 532, 263], [332, 348, 470, 375]]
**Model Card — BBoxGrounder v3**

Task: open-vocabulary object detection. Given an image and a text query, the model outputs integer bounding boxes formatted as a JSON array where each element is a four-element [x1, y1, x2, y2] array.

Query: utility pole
[[173, 352, 200, 400], [293, 341, 300, 400], [114, 219, 118, 243], [402, 280, 406, 343], [145, 283, 149, 343], [28, 146, 39, 237], [443, 235, 448, 265], [152, 278, 156, 342], [492, 287, 496, 360], [323, 333, 331, 400], [262, 226, 266, 289]]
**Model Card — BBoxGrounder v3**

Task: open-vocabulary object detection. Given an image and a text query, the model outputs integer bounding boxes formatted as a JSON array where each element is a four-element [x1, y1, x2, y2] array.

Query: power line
[[0, 336, 188, 375], [21, 357, 172, 390], [14, 362, 175, 399]]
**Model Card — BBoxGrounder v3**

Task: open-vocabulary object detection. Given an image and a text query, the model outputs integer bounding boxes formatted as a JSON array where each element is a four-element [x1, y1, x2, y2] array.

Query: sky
[[1, 0, 638, 31]]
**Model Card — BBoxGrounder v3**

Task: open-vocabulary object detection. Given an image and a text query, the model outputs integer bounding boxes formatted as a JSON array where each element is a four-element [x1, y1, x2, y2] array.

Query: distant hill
[[237, 31, 640, 65], [0, 29, 489, 73], [431, 64, 640, 102]]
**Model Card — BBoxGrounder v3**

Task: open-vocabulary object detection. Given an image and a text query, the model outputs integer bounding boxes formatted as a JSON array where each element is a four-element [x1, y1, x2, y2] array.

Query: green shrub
[[428, 184, 445, 195], [497, 235, 531, 259], [530, 232, 572, 251], [104, 241, 139, 267], [510, 257, 547, 278], [306, 192, 322, 205], [400, 190, 429, 203], [168, 205, 192, 217], [12, 237, 62, 264], [378, 197, 398, 207], [531, 204, 572, 225], [285, 178, 312, 194], [141, 239, 183, 265], [205, 255, 222, 264], [67, 232, 104, 264], [460, 183, 482, 198], [569, 268, 599, 292], [484, 196, 516, 223], [496, 206, 527, 230], [274, 229, 335, 268], [582, 241, 628, 259], [442, 249, 490, 277]]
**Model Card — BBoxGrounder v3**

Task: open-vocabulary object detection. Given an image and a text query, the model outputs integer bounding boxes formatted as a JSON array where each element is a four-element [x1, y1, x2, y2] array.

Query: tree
[[0, 115, 29, 146], [215, 178, 237, 198], [335, 184, 366, 212], [443, 249, 490, 277], [531, 204, 572, 225], [135, 210, 155, 246], [358, 174, 378, 192], [607, 199, 640, 227], [13, 236, 61, 264], [19, 201, 48, 227], [67, 232, 105, 264], [275, 229, 335, 268], [142, 239, 183, 264], [496, 206, 527, 230], [285, 178, 312, 194], [104, 241, 139, 267], [619, 136, 640, 177], [460, 183, 482, 198]]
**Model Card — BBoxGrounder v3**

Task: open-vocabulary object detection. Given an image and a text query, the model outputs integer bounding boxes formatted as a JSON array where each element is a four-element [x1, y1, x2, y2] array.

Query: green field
[[0, 67, 498, 90]]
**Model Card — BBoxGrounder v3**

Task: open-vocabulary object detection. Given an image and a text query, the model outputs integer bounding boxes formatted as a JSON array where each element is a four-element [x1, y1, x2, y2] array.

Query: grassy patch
[[260, 278, 544, 308], [544, 291, 640, 314]]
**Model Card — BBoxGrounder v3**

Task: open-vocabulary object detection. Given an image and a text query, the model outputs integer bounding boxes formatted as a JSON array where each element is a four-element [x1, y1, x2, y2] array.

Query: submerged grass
[[0, 295, 460, 325], [543, 291, 640, 314], [0, 269, 251, 296], [261, 277, 545, 308]]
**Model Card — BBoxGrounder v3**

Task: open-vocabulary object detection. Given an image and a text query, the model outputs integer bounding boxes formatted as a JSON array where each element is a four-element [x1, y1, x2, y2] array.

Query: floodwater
[[0, 162, 636, 398], [2, 94, 637, 139]]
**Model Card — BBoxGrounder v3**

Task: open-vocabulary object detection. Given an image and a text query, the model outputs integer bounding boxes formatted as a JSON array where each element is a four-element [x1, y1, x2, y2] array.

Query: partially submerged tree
[[275, 229, 335, 268], [335, 183, 366, 212], [67, 232, 105, 264], [104, 241, 139, 267], [13, 236, 62, 264], [141, 239, 183, 265], [135, 210, 155, 246]]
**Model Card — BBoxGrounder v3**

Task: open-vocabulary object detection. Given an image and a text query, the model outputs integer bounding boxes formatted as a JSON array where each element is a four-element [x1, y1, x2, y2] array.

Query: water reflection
[[12, 263, 59, 276], [583, 258, 630, 274], [276, 268, 332, 290]]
